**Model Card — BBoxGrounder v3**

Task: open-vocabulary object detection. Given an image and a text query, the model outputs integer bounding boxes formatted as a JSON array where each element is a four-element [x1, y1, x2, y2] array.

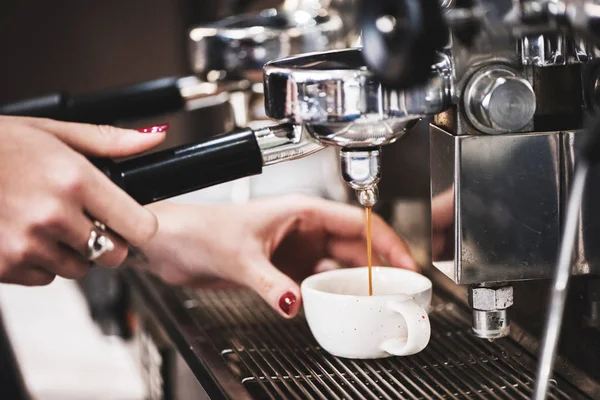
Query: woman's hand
[[0, 116, 166, 285], [138, 195, 418, 318]]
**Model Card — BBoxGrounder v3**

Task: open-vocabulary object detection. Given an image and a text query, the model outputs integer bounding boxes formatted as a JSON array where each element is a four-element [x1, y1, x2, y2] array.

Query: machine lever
[[0, 77, 186, 124]]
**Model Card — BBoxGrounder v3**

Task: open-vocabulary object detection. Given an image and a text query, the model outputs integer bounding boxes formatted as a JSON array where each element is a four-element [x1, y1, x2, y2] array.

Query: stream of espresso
[[365, 206, 373, 296]]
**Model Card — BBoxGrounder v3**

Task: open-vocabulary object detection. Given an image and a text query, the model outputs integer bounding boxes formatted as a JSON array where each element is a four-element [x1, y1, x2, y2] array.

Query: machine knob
[[464, 66, 536, 134], [358, 0, 449, 89]]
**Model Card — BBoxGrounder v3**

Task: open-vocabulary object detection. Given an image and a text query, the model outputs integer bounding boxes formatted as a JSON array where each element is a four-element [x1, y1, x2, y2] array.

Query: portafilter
[[88, 48, 452, 207]]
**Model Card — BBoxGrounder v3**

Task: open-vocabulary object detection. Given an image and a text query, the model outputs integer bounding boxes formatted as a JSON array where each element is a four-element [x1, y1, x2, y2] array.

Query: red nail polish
[[137, 123, 169, 133], [279, 291, 296, 315]]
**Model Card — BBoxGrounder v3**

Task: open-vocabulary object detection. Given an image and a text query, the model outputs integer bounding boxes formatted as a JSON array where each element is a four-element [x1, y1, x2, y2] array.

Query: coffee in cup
[[301, 266, 432, 359]]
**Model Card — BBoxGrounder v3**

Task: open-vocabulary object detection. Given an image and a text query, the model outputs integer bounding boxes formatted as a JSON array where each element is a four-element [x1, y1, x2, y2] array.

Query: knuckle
[[7, 238, 33, 266], [31, 201, 66, 233], [55, 166, 86, 197]]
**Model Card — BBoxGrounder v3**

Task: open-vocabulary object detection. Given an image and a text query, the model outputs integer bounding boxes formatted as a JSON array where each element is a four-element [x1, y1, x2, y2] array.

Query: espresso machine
[[4, 0, 600, 398]]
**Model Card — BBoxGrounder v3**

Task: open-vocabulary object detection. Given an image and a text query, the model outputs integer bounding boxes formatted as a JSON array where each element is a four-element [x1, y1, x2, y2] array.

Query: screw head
[[464, 66, 536, 134]]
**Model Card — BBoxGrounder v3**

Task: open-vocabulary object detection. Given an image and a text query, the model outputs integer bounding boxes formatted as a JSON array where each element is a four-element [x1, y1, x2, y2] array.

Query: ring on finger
[[94, 220, 106, 232], [86, 220, 114, 261]]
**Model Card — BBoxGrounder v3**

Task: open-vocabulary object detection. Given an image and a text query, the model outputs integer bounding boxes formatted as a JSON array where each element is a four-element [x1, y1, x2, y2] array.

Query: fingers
[[369, 214, 419, 271], [83, 168, 159, 246], [22, 117, 166, 158], [0, 228, 84, 283], [21, 117, 161, 246], [241, 257, 301, 319], [327, 238, 384, 267], [295, 197, 418, 271], [28, 198, 130, 268], [1, 266, 56, 286], [297, 197, 366, 239], [57, 211, 129, 268], [314, 259, 343, 273], [31, 243, 89, 280]]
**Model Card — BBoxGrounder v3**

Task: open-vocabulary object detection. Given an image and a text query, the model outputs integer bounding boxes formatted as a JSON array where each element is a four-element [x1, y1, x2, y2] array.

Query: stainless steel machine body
[[423, 0, 600, 342]]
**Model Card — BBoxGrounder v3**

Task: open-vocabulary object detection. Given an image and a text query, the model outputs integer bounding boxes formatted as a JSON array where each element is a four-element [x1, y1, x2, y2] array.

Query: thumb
[[242, 257, 302, 319], [27, 117, 167, 158]]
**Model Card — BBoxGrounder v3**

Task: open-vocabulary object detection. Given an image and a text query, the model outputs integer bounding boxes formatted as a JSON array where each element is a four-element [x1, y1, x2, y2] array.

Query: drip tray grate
[[177, 288, 589, 400]]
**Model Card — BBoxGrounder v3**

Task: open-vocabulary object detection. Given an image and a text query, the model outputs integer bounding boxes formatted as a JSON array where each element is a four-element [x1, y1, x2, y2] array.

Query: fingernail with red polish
[[137, 123, 169, 133], [279, 291, 296, 315]]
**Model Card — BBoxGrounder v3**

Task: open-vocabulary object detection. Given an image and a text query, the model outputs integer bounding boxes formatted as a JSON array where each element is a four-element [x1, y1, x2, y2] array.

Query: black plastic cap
[[358, 0, 449, 89]]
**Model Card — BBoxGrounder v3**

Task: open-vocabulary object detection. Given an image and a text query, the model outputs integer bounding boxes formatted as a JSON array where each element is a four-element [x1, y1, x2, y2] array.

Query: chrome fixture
[[264, 48, 452, 205]]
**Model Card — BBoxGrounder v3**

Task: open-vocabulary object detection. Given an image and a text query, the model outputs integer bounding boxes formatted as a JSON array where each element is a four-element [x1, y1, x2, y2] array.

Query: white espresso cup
[[301, 267, 432, 359]]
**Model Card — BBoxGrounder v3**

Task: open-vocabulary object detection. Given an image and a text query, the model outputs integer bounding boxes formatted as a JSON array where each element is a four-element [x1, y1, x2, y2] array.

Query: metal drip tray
[[165, 286, 590, 400]]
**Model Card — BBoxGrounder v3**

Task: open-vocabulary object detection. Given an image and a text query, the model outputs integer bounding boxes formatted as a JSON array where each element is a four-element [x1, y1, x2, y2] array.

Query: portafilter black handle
[[0, 77, 185, 124], [91, 127, 263, 205]]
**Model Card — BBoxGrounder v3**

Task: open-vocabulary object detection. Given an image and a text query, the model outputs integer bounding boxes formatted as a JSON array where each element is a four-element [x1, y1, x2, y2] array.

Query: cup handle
[[380, 299, 431, 356]]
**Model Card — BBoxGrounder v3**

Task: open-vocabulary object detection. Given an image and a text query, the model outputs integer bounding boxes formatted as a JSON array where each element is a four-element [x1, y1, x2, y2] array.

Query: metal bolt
[[468, 284, 514, 340], [468, 285, 514, 311], [464, 65, 536, 134]]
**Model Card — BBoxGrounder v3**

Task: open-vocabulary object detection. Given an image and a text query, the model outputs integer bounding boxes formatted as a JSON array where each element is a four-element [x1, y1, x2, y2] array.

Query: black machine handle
[[0, 77, 185, 124], [358, 0, 448, 89], [92, 127, 263, 205]]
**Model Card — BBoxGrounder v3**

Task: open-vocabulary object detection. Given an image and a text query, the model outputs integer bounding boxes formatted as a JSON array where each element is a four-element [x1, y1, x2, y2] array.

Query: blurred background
[[0, 1, 431, 398]]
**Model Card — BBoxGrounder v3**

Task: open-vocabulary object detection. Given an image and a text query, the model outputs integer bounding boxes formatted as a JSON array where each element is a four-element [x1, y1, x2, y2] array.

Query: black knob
[[358, 0, 448, 89]]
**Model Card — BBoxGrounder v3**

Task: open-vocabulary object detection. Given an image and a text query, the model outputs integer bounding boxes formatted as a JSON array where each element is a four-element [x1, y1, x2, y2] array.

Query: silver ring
[[93, 220, 106, 231], [86, 221, 114, 261]]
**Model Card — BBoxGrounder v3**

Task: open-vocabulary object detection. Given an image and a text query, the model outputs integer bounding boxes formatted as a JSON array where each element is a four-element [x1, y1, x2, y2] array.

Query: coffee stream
[[365, 206, 373, 296]]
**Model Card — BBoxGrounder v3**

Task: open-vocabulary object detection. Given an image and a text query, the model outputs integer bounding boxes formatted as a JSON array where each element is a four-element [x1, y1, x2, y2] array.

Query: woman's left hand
[[136, 194, 418, 318]]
